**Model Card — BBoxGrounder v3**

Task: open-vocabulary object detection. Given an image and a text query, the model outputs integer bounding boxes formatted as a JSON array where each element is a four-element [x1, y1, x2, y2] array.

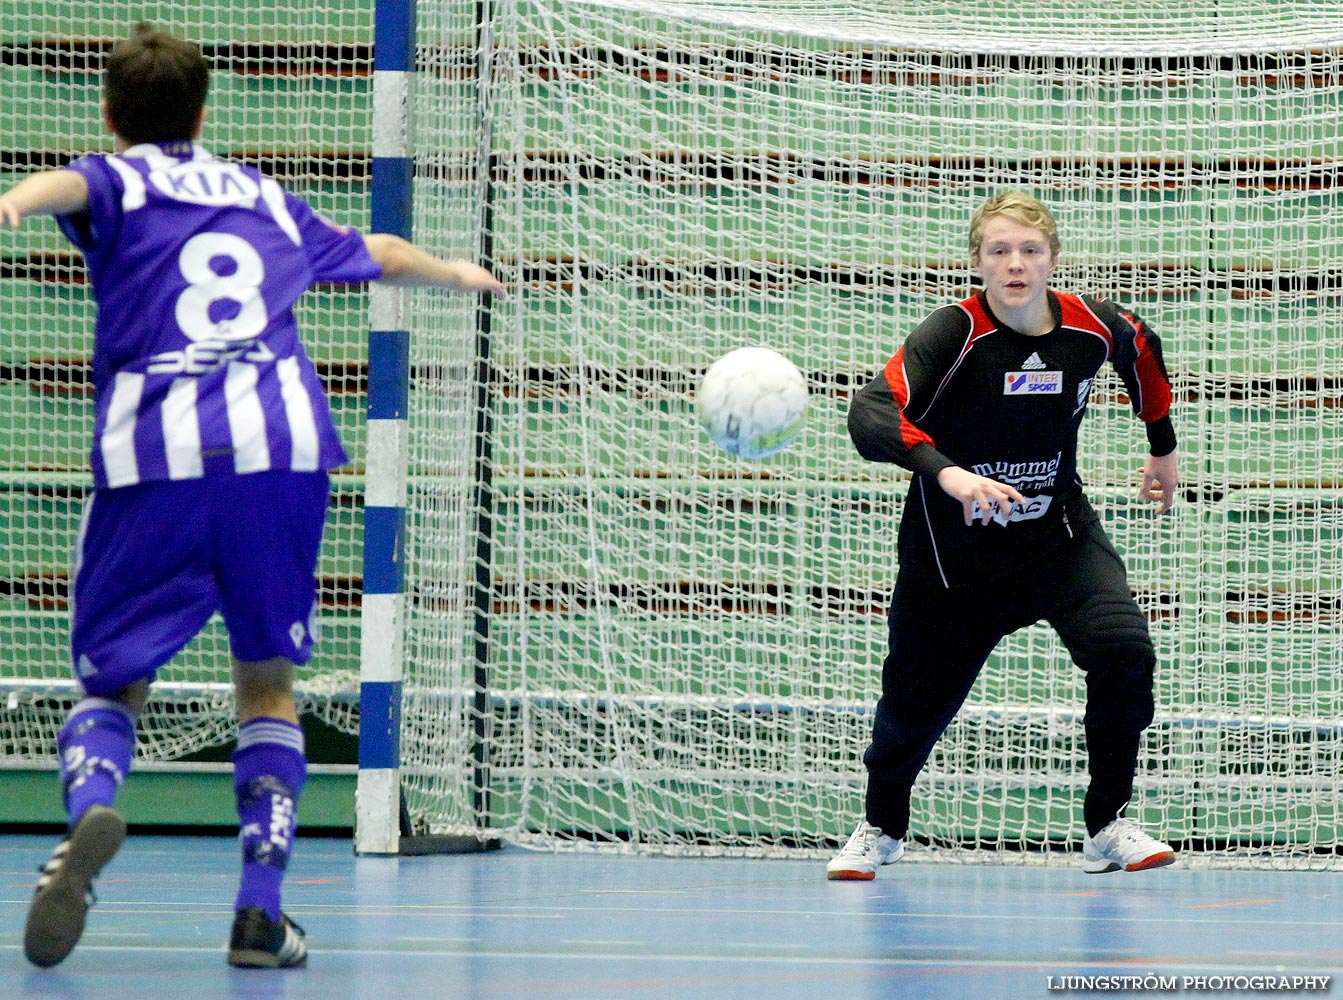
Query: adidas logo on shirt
[[1021, 352, 1047, 370]]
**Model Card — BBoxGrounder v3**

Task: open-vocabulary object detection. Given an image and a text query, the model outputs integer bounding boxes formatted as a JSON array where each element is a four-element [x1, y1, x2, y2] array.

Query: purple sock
[[233, 718, 307, 921], [58, 699, 136, 828]]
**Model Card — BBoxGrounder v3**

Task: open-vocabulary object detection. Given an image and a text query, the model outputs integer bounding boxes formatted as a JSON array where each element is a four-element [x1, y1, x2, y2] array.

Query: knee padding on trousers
[[1065, 595, 1157, 734], [1063, 594, 1155, 672]]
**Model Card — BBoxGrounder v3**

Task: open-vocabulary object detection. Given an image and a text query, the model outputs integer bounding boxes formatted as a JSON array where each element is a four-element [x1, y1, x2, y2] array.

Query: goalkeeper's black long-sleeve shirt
[[848, 289, 1175, 588]]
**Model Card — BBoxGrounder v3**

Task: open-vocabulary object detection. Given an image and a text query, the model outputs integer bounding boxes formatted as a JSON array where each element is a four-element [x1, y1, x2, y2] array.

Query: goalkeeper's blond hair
[[969, 192, 1060, 259]]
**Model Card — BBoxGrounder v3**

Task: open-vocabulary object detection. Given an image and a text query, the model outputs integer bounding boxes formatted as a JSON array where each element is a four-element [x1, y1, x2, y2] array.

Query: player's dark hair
[[104, 24, 209, 145]]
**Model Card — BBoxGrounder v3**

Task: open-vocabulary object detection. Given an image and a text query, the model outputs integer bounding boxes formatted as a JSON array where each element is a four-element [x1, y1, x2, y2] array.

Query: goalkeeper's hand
[[936, 466, 1026, 527], [1139, 450, 1179, 514]]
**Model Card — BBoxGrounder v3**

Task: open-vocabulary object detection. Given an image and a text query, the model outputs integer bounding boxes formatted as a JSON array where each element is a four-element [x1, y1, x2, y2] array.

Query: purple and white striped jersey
[[57, 141, 382, 489]]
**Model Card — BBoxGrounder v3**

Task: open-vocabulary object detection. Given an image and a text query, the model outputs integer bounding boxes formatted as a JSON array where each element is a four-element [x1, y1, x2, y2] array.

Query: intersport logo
[[1004, 371, 1062, 395]]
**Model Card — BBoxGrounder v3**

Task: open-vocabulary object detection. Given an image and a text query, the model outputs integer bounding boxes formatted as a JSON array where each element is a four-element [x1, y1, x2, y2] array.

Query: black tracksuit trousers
[[863, 519, 1156, 841]]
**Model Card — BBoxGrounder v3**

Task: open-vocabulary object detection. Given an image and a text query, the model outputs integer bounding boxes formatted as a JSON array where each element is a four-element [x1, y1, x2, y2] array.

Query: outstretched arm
[[362, 233, 504, 294], [0, 170, 89, 227]]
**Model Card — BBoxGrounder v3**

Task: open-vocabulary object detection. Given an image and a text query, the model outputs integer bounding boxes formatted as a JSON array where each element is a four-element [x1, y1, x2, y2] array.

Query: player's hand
[[0, 197, 23, 229], [1139, 449, 1179, 514], [937, 466, 1026, 527], [453, 261, 506, 296]]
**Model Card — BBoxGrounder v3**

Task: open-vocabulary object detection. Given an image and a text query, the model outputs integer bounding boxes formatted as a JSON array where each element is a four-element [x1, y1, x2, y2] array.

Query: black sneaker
[[24, 805, 127, 968], [227, 907, 308, 968]]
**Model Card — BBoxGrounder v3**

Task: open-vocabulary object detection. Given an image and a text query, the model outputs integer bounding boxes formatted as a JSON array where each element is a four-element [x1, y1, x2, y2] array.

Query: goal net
[[401, 0, 1343, 866], [5, 0, 1343, 867]]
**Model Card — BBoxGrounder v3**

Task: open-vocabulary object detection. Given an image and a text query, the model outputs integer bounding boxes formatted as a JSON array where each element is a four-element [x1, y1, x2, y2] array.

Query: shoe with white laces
[[1083, 817, 1175, 874], [826, 821, 905, 880], [23, 805, 127, 967]]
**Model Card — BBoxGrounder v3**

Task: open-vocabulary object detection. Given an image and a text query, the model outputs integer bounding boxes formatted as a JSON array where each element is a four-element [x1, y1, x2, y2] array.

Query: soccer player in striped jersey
[[0, 24, 503, 969], [827, 192, 1180, 880]]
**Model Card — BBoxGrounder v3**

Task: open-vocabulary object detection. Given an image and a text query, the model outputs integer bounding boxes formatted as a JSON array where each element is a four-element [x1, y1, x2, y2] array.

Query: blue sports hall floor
[[2, 832, 1340, 999]]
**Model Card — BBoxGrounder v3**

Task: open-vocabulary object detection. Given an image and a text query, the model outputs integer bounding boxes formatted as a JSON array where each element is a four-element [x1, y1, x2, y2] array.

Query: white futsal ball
[[697, 347, 808, 459]]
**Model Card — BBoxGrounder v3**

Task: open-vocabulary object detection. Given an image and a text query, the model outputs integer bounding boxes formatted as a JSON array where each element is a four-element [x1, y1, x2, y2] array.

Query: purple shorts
[[69, 470, 331, 697]]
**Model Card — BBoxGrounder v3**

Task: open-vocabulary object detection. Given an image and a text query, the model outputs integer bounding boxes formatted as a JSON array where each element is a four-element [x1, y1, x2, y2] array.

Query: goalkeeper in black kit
[[827, 191, 1180, 879]]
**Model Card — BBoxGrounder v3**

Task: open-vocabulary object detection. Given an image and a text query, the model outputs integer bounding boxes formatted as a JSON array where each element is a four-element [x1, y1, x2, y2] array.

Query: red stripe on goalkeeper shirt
[[884, 349, 936, 450], [1131, 326, 1171, 421]]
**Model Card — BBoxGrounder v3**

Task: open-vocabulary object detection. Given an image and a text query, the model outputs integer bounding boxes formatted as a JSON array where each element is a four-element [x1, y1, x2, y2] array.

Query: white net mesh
[[401, 0, 1343, 865], [1, 3, 372, 758], [571, 0, 1343, 55]]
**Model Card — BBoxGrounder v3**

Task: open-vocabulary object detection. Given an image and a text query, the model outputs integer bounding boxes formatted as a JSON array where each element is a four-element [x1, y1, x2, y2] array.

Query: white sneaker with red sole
[[826, 821, 905, 880], [1083, 817, 1175, 873]]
